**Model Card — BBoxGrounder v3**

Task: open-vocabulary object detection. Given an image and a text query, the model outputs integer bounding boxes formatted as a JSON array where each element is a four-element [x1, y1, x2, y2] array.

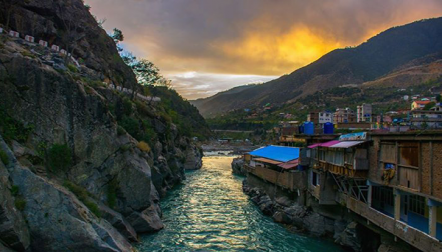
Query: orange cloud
[[218, 26, 342, 75]]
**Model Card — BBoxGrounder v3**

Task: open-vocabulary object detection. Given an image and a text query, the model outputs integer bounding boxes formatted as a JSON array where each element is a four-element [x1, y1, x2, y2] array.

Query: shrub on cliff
[[64, 181, 101, 218], [0, 150, 9, 165], [137, 141, 151, 153], [48, 144, 72, 173]]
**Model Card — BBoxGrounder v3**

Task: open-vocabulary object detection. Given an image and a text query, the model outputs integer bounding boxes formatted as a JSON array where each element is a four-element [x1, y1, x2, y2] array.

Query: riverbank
[[201, 141, 258, 155]]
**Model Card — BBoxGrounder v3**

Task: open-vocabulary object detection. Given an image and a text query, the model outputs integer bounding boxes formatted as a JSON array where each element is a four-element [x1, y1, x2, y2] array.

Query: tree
[[112, 28, 124, 43], [423, 102, 436, 110], [132, 59, 162, 86], [111, 28, 124, 51], [437, 94, 441, 103]]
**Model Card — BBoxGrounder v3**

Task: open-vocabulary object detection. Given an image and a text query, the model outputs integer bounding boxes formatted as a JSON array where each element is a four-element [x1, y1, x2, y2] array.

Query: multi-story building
[[244, 131, 442, 251], [307, 111, 333, 125], [410, 109, 442, 129], [357, 104, 372, 122], [334, 108, 356, 124]]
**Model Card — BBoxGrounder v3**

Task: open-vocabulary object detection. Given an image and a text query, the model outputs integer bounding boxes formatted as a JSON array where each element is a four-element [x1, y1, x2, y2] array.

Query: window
[[409, 195, 425, 216], [372, 186, 393, 207], [312, 171, 319, 186]]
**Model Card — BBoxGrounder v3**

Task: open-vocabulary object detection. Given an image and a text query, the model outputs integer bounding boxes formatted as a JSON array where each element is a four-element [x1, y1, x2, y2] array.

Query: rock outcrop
[[0, 0, 208, 250], [231, 158, 246, 175], [242, 180, 362, 249]]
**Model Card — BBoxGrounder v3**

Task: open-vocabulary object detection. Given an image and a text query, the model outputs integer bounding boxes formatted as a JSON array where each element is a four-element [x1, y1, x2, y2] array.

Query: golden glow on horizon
[[219, 27, 342, 74]]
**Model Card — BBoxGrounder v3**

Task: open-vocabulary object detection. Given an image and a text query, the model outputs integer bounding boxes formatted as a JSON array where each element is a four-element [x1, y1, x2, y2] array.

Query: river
[[137, 155, 344, 252]]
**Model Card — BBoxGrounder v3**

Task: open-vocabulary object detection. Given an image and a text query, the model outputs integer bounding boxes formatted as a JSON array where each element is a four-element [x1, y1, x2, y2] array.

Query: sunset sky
[[85, 0, 442, 99]]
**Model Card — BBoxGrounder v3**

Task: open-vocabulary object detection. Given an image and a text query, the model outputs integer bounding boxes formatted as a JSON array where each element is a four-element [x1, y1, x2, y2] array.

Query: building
[[307, 111, 333, 125], [243, 145, 306, 195], [410, 110, 442, 129], [242, 131, 442, 251], [334, 108, 356, 124], [357, 104, 372, 122], [411, 100, 431, 110]]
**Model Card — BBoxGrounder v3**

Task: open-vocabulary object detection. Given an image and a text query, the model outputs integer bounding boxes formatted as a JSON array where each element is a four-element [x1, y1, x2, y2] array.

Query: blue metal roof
[[248, 145, 299, 162]]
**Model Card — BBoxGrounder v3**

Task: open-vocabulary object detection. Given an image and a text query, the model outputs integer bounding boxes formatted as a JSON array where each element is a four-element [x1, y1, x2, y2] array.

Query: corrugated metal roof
[[249, 145, 299, 162], [321, 140, 341, 147], [329, 141, 365, 148], [278, 159, 299, 169], [307, 143, 322, 148], [254, 158, 282, 165], [308, 140, 340, 148]]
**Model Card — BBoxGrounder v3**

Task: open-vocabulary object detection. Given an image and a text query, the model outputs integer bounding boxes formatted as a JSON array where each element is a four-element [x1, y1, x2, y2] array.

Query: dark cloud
[[86, 0, 442, 98]]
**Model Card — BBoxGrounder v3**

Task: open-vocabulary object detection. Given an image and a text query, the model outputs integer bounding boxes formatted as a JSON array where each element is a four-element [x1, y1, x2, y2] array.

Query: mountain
[[190, 84, 257, 116], [0, 0, 209, 251], [193, 17, 442, 117]]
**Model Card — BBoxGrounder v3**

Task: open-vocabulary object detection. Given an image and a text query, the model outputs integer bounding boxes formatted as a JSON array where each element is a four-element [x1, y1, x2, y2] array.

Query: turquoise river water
[[137, 155, 344, 252]]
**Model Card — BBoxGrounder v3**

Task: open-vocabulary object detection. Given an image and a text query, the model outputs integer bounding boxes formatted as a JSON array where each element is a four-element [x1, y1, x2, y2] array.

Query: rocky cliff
[[0, 0, 206, 251]]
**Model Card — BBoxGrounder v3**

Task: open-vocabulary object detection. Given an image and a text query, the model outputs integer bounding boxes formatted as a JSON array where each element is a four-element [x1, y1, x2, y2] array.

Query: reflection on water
[[137, 156, 343, 252]]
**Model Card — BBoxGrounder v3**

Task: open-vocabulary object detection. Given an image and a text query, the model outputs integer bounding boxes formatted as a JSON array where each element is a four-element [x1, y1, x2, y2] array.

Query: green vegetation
[[117, 126, 126, 136], [63, 181, 101, 218], [10, 185, 19, 196], [14, 197, 26, 211], [424, 102, 436, 110], [81, 77, 105, 89], [67, 64, 78, 73], [209, 78, 442, 132], [107, 179, 118, 209], [20, 50, 35, 58], [9, 185, 26, 211], [0, 107, 34, 143], [0, 150, 9, 165], [48, 144, 72, 173]]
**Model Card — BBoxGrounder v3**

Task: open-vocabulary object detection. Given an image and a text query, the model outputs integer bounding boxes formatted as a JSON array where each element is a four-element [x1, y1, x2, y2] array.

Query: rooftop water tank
[[324, 122, 334, 134], [304, 121, 314, 135], [298, 124, 304, 134]]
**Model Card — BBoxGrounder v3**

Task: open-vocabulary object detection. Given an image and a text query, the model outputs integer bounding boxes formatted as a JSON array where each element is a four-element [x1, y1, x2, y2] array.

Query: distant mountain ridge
[[191, 17, 442, 117]]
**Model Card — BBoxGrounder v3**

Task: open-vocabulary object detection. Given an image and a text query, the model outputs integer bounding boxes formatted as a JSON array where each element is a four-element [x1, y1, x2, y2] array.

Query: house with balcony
[[307, 132, 370, 204], [342, 132, 442, 252]]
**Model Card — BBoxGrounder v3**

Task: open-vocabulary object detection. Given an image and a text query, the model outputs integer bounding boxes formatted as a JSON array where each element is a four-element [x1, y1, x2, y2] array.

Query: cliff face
[[0, 0, 136, 88], [0, 1, 205, 251]]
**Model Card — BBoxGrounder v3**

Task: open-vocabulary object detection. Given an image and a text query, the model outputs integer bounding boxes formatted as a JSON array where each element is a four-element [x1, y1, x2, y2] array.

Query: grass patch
[[20, 50, 35, 58], [0, 150, 9, 165], [10, 185, 19, 196], [84, 85, 94, 95], [120, 145, 130, 152], [63, 181, 101, 218], [117, 126, 126, 136], [136, 141, 151, 153], [15, 197, 26, 211], [67, 64, 78, 73], [81, 77, 105, 89], [107, 179, 118, 209], [0, 107, 34, 143], [48, 144, 72, 173]]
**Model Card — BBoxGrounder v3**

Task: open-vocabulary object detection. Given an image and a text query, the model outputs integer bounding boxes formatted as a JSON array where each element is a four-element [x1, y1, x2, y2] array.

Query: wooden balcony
[[345, 195, 442, 252], [318, 161, 368, 178], [244, 164, 306, 191]]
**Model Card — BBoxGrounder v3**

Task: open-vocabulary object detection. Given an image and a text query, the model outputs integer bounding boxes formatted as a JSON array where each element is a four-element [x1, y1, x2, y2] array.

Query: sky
[[85, 0, 442, 99]]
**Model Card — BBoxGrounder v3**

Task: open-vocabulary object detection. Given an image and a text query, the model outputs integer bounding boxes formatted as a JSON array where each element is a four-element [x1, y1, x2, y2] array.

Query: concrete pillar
[[367, 184, 373, 207], [394, 189, 401, 220], [429, 205, 437, 237], [428, 199, 440, 238]]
